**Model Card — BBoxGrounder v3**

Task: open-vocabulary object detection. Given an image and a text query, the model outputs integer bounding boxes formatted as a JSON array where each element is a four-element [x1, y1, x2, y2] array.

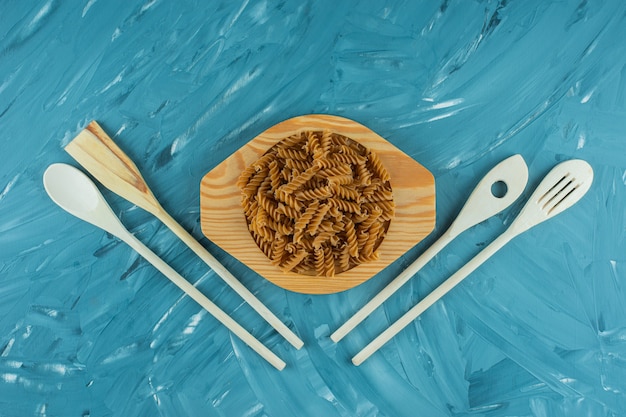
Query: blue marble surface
[[1, 0, 625, 415]]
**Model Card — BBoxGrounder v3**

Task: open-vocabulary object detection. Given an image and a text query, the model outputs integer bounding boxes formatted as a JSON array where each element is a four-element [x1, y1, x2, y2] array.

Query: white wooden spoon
[[331, 154, 529, 342], [43, 163, 286, 370], [352, 159, 594, 365]]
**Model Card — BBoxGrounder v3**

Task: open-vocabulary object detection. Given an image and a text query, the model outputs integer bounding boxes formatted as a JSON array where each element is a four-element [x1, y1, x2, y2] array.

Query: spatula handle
[[158, 210, 304, 349], [352, 231, 513, 366], [121, 231, 287, 370]]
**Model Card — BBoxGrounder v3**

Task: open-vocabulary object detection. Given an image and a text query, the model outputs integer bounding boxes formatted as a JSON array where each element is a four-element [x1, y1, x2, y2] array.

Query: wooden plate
[[200, 114, 435, 294]]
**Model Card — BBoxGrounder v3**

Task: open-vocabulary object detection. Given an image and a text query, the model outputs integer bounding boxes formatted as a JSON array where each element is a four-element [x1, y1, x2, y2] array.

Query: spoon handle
[[158, 207, 304, 349], [330, 155, 528, 342], [120, 231, 287, 370], [330, 231, 453, 342], [157, 209, 304, 349], [352, 231, 513, 366]]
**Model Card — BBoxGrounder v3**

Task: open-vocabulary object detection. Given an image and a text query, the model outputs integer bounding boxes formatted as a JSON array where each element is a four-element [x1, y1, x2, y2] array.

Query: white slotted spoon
[[331, 154, 529, 342], [352, 159, 594, 366], [43, 163, 286, 370]]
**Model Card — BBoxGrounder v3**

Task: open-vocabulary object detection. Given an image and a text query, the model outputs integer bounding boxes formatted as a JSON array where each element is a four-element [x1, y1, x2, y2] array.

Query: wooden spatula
[[65, 121, 304, 350]]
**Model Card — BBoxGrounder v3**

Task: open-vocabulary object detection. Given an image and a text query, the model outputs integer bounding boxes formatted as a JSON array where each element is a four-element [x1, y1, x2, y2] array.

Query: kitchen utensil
[[352, 159, 594, 365], [331, 154, 529, 342], [43, 163, 286, 370], [200, 114, 436, 294], [65, 121, 303, 349]]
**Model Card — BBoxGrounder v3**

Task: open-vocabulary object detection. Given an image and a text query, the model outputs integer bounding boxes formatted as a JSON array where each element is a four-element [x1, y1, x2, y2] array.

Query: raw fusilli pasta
[[237, 130, 394, 276]]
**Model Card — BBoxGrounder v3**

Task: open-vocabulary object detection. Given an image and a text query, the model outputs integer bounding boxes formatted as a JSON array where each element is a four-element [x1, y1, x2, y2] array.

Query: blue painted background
[[1, 0, 625, 415]]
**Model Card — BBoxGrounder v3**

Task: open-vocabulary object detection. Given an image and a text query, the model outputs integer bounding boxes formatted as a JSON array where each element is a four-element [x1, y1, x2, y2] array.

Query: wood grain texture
[[65, 121, 162, 216], [200, 114, 435, 294]]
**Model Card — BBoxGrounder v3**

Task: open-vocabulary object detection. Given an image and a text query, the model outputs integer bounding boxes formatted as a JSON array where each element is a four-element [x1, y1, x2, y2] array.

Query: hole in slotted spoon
[[491, 180, 508, 198]]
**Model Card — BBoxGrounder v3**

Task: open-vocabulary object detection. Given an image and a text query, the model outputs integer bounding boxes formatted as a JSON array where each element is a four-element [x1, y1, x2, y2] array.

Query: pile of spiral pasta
[[236, 130, 395, 277]]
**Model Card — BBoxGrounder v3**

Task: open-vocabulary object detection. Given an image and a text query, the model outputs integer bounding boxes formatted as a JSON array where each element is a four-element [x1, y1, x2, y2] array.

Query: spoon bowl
[[45, 165, 99, 212], [43, 163, 126, 237]]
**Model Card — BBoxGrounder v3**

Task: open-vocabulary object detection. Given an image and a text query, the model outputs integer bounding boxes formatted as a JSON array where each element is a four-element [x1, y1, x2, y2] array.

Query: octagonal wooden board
[[200, 114, 435, 294]]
